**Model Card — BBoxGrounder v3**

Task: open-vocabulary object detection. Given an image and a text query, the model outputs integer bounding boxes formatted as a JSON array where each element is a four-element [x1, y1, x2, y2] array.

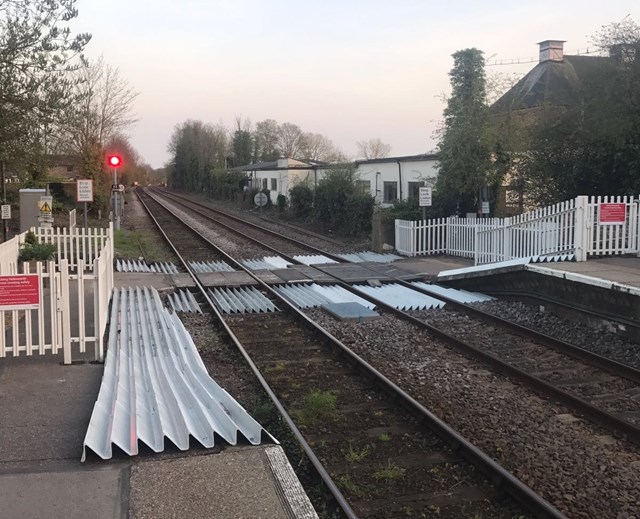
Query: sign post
[[76, 179, 94, 231], [1, 204, 10, 221], [481, 201, 490, 217], [418, 187, 432, 221], [254, 192, 268, 214], [107, 156, 123, 230]]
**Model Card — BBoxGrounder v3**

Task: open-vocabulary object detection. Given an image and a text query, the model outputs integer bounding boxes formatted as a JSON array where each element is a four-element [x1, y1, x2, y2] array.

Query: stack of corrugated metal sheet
[[274, 283, 375, 310], [208, 287, 278, 314], [338, 251, 402, 263], [189, 260, 235, 273], [353, 283, 445, 310], [292, 255, 339, 266], [411, 282, 494, 304], [82, 286, 275, 461], [167, 289, 202, 313]]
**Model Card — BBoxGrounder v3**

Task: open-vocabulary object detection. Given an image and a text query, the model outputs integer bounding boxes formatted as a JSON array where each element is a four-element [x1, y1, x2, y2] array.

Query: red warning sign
[[599, 203, 626, 225], [0, 275, 40, 310]]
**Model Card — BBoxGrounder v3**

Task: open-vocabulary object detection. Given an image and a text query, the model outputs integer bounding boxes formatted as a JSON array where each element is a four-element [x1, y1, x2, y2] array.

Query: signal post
[[108, 155, 123, 230]]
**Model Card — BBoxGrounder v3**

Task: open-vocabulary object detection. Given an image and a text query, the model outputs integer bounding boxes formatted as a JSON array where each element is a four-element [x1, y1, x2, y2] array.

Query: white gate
[[395, 195, 640, 264], [0, 226, 113, 364]]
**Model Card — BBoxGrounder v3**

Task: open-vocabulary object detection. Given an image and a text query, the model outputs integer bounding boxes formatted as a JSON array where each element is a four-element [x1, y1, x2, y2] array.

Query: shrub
[[289, 184, 313, 219], [276, 194, 287, 214], [19, 232, 56, 262]]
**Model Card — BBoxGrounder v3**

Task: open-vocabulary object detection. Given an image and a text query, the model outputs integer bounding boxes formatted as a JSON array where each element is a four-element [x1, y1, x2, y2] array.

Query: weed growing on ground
[[373, 461, 406, 483], [294, 390, 338, 427], [336, 474, 369, 499], [344, 442, 370, 463], [377, 432, 391, 442]]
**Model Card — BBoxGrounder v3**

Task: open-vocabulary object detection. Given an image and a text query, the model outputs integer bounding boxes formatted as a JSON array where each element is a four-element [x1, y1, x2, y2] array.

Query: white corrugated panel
[[208, 287, 278, 314], [338, 251, 402, 263], [273, 283, 376, 310], [82, 286, 276, 461], [189, 260, 235, 273], [438, 254, 575, 278], [293, 255, 338, 266], [167, 289, 202, 313], [353, 283, 445, 310], [411, 282, 494, 303], [242, 256, 292, 270]]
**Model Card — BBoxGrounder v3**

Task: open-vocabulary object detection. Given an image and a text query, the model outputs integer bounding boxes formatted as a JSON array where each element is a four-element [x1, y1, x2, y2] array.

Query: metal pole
[[84, 202, 88, 231], [1, 160, 6, 242], [113, 166, 120, 230]]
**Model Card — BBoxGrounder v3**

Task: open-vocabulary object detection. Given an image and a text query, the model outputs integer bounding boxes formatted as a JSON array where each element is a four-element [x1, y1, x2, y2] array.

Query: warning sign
[[77, 179, 94, 202], [599, 203, 626, 225], [0, 275, 40, 310]]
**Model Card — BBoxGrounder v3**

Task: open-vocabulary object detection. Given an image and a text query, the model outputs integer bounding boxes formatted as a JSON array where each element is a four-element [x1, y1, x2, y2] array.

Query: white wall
[[355, 158, 439, 206], [246, 157, 439, 206]]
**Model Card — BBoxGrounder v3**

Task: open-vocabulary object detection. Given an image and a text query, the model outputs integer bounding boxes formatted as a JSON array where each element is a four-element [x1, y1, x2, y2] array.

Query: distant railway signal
[[107, 155, 122, 168]]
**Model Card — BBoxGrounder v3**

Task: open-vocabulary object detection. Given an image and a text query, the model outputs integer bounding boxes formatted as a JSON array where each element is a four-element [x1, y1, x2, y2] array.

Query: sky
[[73, 1, 638, 168]]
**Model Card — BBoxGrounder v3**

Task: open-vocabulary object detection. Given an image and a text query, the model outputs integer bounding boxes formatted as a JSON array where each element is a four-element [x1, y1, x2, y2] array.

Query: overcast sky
[[74, 1, 637, 168]]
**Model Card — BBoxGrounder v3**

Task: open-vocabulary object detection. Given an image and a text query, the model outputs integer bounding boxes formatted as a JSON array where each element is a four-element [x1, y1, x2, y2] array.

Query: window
[[354, 180, 371, 195], [408, 181, 424, 200], [271, 178, 277, 191], [383, 181, 398, 203], [262, 178, 268, 190]]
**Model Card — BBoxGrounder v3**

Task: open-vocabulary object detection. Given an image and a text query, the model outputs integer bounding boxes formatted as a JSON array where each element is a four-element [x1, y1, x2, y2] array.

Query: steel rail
[[397, 280, 640, 383], [137, 188, 566, 519], [471, 288, 640, 337], [136, 189, 357, 518], [150, 187, 348, 263], [145, 188, 640, 444]]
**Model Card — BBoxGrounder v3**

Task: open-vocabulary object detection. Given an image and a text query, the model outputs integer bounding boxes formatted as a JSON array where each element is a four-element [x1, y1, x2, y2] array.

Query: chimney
[[538, 40, 565, 62]]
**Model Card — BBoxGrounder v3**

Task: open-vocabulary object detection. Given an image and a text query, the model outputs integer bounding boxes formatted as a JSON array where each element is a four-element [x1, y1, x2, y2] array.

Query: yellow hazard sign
[[38, 196, 53, 213]]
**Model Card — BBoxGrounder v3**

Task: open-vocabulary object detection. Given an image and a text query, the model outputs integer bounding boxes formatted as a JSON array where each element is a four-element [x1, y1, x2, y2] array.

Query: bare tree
[[278, 122, 303, 158], [57, 56, 139, 156], [254, 119, 280, 161], [356, 138, 391, 160], [298, 132, 338, 161]]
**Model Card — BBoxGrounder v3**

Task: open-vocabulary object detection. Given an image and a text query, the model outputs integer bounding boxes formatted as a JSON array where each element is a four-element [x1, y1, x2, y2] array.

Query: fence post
[[503, 217, 512, 261], [574, 196, 588, 261], [473, 225, 480, 265], [60, 259, 72, 364]]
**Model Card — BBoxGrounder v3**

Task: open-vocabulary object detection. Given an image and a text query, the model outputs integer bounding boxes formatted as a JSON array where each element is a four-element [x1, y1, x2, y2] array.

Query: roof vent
[[538, 40, 565, 62]]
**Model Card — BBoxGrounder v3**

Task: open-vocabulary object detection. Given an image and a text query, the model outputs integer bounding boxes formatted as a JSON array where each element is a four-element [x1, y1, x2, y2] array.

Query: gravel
[[473, 299, 640, 370], [146, 191, 272, 260], [305, 308, 640, 519]]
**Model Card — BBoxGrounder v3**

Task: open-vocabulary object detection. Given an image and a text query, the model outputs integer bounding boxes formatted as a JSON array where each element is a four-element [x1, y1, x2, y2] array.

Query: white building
[[235, 158, 327, 204], [354, 154, 439, 206], [235, 153, 439, 206]]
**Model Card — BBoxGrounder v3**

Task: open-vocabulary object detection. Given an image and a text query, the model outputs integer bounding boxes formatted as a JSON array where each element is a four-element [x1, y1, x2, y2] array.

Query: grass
[[377, 432, 391, 442], [114, 229, 171, 262], [294, 390, 338, 427], [344, 442, 370, 463], [336, 474, 369, 499], [373, 461, 406, 483]]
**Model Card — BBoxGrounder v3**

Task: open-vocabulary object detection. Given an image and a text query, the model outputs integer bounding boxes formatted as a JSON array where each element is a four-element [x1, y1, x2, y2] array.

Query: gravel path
[[473, 299, 640, 370], [305, 308, 640, 519]]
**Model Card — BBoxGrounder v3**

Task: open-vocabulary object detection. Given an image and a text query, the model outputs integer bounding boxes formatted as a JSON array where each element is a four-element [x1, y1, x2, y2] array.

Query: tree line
[[1, 0, 151, 213]]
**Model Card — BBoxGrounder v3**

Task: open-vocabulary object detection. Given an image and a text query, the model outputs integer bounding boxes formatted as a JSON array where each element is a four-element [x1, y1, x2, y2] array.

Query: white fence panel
[[34, 226, 110, 271], [587, 195, 638, 256], [0, 225, 114, 363]]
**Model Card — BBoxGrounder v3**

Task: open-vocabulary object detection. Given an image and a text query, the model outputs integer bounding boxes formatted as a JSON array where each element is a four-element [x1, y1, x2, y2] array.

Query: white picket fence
[[396, 195, 640, 265], [34, 226, 111, 271], [0, 225, 114, 364]]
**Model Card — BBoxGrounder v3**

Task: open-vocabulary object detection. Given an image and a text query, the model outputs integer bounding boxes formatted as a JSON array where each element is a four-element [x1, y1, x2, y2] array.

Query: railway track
[[144, 187, 640, 444], [135, 188, 563, 518]]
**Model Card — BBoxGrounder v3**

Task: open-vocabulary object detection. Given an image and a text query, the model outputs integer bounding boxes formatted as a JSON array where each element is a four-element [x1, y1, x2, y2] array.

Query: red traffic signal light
[[107, 155, 122, 168]]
